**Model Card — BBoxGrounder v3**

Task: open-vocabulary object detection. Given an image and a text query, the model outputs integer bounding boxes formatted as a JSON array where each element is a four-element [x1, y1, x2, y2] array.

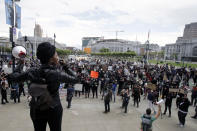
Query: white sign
[[74, 84, 83, 91], [2, 65, 12, 74], [108, 66, 112, 71], [156, 99, 164, 105]]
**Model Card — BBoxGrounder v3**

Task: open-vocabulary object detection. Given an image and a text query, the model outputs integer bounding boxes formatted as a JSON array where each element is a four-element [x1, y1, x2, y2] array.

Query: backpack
[[134, 88, 140, 96], [148, 93, 154, 101], [141, 115, 152, 131], [104, 91, 112, 102], [28, 70, 53, 111]]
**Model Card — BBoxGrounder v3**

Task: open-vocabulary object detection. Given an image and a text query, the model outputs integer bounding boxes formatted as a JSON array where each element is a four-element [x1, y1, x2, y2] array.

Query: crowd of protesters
[[0, 43, 197, 130]]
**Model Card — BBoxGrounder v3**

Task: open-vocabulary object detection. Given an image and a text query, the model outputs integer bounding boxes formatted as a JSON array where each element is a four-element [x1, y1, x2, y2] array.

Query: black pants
[[104, 101, 110, 112], [30, 105, 63, 131], [67, 97, 72, 108], [178, 111, 187, 125], [1, 92, 8, 103], [193, 106, 197, 118], [85, 87, 90, 98], [93, 88, 98, 98], [85, 88, 90, 98], [164, 104, 171, 116], [11, 91, 20, 103], [124, 102, 128, 113], [19, 87, 25, 96], [134, 97, 139, 107], [75, 91, 80, 97]]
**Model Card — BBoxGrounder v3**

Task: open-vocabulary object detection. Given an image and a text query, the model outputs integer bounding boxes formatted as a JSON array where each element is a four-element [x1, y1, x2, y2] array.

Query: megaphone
[[12, 46, 26, 59]]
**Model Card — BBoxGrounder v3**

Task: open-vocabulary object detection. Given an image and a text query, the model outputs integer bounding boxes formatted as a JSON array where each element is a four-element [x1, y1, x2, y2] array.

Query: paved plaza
[[0, 91, 196, 131]]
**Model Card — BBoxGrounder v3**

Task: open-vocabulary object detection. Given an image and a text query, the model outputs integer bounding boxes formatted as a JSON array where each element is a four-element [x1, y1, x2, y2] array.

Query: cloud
[[0, 0, 197, 48]]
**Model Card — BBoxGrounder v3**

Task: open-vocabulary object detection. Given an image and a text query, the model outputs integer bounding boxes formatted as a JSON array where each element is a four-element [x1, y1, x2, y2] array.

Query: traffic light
[[24, 36, 27, 42]]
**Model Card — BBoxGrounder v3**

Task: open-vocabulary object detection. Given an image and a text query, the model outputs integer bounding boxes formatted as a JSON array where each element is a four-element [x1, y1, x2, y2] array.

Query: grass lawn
[[148, 60, 197, 68]]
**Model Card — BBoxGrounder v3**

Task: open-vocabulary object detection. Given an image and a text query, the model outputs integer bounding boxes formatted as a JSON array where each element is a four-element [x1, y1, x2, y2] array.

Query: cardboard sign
[[146, 83, 156, 90], [179, 89, 187, 94], [169, 88, 179, 93], [74, 84, 83, 91], [102, 65, 108, 71], [169, 88, 187, 94], [90, 71, 99, 78]]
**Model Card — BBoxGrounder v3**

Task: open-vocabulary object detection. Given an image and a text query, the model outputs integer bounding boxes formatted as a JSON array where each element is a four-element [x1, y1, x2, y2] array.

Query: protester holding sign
[[141, 104, 161, 131]]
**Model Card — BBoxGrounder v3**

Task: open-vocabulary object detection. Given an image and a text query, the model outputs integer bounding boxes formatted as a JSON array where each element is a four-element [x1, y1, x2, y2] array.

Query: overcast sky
[[0, 0, 197, 48]]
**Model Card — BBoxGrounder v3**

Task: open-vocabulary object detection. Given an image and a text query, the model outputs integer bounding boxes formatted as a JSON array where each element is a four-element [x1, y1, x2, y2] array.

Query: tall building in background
[[34, 24, 43, 38], [18, 31, 22, 38], [165, 22, 197, 61], [183, 22, 197, 39]]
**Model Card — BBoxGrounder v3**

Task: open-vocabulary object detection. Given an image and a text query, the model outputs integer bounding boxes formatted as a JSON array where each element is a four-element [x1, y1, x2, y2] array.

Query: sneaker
[[180, 124, 184, 128]]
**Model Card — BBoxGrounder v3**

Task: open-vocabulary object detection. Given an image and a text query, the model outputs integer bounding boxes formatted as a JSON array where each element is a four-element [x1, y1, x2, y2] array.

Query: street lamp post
[[9, 0, 21, 72], [145, 40, 149, 64], [54, 33, 56, 47], [11, 0, 16, 72]]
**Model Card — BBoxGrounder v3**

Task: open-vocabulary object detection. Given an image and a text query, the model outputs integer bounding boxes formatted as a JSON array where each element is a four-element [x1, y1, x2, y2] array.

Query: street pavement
[[0, 91, 196, 131]]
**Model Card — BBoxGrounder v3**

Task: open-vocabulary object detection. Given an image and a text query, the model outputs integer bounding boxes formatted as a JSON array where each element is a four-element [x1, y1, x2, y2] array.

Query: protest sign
[[169, 88, 179, 93], [146, 83, 156, 90], [102, 65, 108, 71], [156, 99, 164, 105], [108, 66, 112, 71], [90, 71, 99, 78], [74, 84, 83, 91], [169, 88, 187, 94]]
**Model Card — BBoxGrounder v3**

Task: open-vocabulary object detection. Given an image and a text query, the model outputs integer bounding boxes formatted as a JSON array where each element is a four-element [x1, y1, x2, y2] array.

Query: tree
[[172, 53, 178, 61], [99, 48, 109, 53], [91, 51, 136, 57], [158, 51, 164, 59], [75, 50, 86, 55], [56, 49, 72, 56], [0, 46, 11, 53]]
